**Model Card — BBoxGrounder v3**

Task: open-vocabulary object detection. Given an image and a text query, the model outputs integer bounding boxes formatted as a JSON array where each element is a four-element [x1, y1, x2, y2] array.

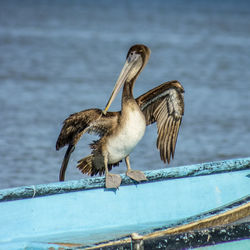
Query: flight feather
[[136, 80, 184, 163]]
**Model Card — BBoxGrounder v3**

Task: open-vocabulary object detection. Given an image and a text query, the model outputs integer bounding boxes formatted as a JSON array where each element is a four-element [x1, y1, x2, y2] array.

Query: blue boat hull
[[0, 158, 249, 249]]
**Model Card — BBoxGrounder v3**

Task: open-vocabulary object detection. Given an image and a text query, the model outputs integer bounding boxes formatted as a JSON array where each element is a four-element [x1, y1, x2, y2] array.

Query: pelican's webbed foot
[[125, 155, 147, 182], [126, 169, 147, 182], [105, 173, 122, 189]]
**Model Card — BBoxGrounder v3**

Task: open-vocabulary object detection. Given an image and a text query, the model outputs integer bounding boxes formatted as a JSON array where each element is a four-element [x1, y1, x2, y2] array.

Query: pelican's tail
[[77, 154, 94, 175], [77, 154, 121, 177], [77, 154, 105, 176]]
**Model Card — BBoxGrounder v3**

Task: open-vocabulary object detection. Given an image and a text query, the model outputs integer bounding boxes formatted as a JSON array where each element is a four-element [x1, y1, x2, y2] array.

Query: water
[[1, 0, 250, 189]]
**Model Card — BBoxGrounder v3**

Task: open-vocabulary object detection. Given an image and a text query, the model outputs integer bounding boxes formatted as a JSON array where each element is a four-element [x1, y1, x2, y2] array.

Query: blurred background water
[[0, 0, 250, 189]]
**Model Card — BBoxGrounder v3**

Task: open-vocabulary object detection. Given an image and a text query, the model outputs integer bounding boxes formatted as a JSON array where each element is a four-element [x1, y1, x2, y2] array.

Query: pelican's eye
[[128, 50, 139, 63]]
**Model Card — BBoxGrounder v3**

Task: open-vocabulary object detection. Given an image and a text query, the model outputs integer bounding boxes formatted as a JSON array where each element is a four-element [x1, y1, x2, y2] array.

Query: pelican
[[56, 44, 184, 189]]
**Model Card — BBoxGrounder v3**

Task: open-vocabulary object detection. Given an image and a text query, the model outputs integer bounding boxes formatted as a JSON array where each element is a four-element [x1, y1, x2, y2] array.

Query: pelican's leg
[[125, 155, 147, 182], [104, 155, 122, 189]]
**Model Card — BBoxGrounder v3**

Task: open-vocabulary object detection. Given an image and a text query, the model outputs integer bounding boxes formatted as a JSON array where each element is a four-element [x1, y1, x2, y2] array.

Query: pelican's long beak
[[103, 54, 141, 114]]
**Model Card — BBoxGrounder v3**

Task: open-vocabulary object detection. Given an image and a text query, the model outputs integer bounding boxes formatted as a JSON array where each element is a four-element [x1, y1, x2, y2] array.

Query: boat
[[0, 157, 249, 249]]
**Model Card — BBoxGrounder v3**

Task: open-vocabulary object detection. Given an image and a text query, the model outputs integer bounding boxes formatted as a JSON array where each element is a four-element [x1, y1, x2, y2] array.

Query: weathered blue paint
[[0, 157, 249, 202], [0, 242, 61, 250], [0, 158, 249, 249]]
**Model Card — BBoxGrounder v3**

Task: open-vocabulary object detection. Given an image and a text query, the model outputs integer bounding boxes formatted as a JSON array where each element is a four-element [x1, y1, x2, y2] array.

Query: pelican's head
[[124, 44, 151, 82], [103, 44, 151, 114]]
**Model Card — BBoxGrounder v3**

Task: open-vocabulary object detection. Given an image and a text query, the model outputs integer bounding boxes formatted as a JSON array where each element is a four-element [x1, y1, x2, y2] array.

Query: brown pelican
[[56, 44, 184, 189]]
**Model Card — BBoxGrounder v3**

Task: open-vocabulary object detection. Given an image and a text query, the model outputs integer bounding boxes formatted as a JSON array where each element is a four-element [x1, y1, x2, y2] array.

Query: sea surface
[[1, 0, 250, 189]]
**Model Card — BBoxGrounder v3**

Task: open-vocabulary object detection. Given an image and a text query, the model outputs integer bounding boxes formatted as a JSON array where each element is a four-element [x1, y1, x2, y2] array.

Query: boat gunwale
[[0, 157, 249, 202]]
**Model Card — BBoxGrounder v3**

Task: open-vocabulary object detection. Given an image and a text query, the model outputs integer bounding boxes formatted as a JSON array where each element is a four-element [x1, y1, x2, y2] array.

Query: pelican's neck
[[122, 80, 134, 107], [121, 55, 147, 111]]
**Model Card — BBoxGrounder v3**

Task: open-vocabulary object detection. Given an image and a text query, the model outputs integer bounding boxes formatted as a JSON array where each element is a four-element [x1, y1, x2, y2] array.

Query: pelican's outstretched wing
[[56, 109, 118, 150], [136, 80, 184, 163], [56, 109, 119, 181]]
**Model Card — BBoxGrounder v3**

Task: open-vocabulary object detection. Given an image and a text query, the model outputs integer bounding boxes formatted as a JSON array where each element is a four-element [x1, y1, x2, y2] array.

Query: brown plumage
[[56, 109, 121, 180], [136, 80, 184, 163], [56, 44, 184, 188]]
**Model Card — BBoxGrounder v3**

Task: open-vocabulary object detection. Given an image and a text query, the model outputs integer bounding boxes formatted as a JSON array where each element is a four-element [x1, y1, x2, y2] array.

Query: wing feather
[[167, 117, 175, 163], [136, 80, 184, 164], [56, 108, 119, 181], [56, 109, 118, 150]]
